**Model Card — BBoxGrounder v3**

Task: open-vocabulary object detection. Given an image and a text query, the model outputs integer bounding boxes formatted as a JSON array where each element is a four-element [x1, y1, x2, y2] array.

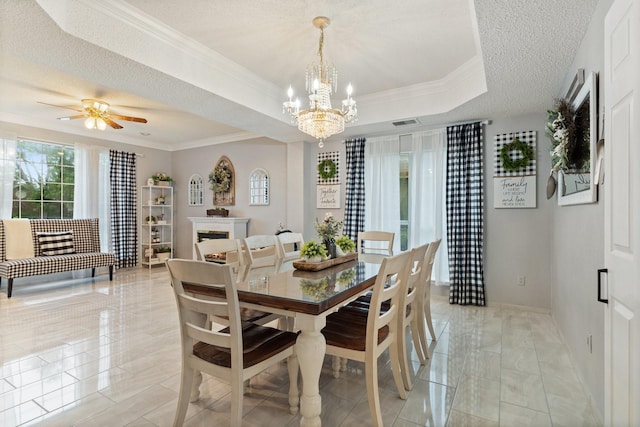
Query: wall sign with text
[[317, 185, 341, 209], [493, 130, 537, 208]]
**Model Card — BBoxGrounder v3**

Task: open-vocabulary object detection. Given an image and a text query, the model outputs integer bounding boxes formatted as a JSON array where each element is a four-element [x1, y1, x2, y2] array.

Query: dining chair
[[243, 235, 283, 267], [166, 259, 299, 427], [357, 231, 395, 255], [194, 238, 280, 327], [416, 239, 442, 359], [276, 232, 304, 261], [194, 238, 245, 265], [321, 250, 413, 426], [341, 244, 429, 390]]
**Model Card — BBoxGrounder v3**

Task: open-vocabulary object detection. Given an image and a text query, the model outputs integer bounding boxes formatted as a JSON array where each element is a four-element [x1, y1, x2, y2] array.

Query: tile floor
[[0, 267, 602, 426]]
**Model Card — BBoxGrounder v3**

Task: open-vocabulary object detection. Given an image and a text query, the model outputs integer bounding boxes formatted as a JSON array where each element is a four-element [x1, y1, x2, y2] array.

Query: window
[[6, 139, 75, 218], [400, 153, 409, 251], [249, 168, 269, 205], [188, 174, 204, 206]]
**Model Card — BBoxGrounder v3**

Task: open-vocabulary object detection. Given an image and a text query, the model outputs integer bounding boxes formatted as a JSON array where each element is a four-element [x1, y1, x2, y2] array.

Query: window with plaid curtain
[[109, 150, 137, 269], [343, 138, 366, 242]]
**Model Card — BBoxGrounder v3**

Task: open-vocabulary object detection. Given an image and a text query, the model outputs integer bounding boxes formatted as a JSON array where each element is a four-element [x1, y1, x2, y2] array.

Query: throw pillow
[[37, 231, 75, 256]]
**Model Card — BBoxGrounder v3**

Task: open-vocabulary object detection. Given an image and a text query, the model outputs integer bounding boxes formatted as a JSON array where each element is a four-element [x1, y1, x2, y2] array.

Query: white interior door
[[603, 0, 640, 425]]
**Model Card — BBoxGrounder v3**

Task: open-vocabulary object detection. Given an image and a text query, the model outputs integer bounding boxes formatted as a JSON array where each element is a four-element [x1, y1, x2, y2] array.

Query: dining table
[[182, 255, 385, 427]]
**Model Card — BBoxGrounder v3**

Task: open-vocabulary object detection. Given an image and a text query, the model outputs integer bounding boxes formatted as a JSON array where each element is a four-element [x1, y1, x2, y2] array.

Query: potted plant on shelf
[[155, 246, 171, 262], [300, 240, 327, 263], [145, 215, 156, 225], [335, 235, 356, 257], [152, 172, 173, 187]]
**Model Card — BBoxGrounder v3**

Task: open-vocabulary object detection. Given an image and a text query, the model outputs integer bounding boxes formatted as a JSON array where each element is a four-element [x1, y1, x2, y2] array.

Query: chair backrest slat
[[195, 238, 245, 266], [357, 231, 394, 255], [243, 235, 283, 267], [167, 259, 241, 355], [276, 232, 304, 260]]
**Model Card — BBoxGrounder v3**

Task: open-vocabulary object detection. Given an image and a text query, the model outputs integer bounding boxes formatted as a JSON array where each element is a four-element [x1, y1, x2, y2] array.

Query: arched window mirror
[[249, 168, 269, 205], [188, 174, 204, 206]]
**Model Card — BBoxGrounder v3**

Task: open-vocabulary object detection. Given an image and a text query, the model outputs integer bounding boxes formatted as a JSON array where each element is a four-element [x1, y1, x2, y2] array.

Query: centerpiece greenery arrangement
[[315, 213, 343, 259], [300, 240, 327, 262], [335, 235, 355, 256], [300, 277, 334, 301]]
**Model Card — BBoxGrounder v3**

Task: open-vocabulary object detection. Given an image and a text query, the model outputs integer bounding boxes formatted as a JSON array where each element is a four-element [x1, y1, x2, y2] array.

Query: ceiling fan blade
[[109, 114, 148, 123], [57, 114, 86, 121], [37, 101, 82, 112], [103, 117, 123, 129]]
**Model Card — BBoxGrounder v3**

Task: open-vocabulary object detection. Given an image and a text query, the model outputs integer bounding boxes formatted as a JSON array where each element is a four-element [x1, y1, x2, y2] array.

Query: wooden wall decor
[[209, 155, 235, 206]]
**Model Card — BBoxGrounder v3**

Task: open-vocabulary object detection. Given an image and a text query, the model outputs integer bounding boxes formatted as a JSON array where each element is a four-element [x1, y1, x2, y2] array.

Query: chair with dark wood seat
[[194, 238, 279, 327], [357, 231, 395, 255], [166, 259, 299, 427], [321, 250, 413, 426], [244, 235, 283, 268], [341, 244, 429, 390]]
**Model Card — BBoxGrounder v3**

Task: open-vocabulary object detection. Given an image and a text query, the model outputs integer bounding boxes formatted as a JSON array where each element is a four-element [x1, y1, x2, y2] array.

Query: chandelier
[[283, 17, 357, 148]]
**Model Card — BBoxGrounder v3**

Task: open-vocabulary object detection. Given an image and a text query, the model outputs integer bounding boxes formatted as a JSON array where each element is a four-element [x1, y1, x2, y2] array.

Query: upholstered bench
[[0, 219, 114, 298]]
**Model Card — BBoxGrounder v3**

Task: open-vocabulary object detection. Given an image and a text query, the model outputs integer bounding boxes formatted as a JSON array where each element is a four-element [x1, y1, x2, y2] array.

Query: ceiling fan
[[42, 98, 148, 130]]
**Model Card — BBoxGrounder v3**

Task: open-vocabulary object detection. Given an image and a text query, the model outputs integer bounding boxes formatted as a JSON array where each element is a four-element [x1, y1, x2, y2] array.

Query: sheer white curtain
[[364, 135, 401, 253], [410, 129, 449, 284], [0, 139, 17, 218], [74, 144, 111, 252]]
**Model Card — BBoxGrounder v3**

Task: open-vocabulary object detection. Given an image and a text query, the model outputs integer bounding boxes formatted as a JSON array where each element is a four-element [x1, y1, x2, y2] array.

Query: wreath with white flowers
[[546, 98, 590, 172], [500, 138, 534, 171], [317, 159, 337, 180], [209, 163, 232, 193]]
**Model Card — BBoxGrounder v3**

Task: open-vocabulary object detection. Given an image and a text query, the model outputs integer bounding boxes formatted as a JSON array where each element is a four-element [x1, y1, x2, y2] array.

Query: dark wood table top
[[183, 257, 383, 316]]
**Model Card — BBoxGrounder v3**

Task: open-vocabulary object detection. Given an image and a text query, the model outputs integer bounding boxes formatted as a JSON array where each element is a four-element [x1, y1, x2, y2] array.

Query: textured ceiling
[[0, 0, 598, 151]]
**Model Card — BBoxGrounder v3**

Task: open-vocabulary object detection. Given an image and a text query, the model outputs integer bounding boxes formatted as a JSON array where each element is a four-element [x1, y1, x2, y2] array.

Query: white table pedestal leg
[[296, 314, 326, 427]]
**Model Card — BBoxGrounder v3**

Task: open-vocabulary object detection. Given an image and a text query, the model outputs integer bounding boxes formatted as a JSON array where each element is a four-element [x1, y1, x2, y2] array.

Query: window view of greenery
[[400, 153, 409, 251], [12, 140, 74, 219]]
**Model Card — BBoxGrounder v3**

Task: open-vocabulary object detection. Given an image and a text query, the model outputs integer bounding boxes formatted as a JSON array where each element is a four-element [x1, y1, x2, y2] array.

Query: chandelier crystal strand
[[283, 16, 357, 147]]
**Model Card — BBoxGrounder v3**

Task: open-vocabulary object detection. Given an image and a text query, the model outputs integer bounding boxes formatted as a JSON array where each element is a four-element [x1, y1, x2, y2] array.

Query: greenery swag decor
[[317, 158, 337, 180], [499, 138, 534, 172], [546, 98, 590, 172], [209, 163, 232, 193], [152, 172, 173, 184]]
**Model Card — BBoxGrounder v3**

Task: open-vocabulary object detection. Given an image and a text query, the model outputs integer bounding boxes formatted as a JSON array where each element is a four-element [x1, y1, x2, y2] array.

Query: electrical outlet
[[516, 275, 526, 286]]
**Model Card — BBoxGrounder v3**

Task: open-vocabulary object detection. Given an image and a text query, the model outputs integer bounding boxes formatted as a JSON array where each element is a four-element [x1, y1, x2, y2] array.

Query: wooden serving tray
[[293, 252, 358, 272]]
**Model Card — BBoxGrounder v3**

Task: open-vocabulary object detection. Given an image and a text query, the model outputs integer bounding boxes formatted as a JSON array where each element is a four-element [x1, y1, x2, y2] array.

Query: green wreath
[[318, 159, 337, 180], [500, 138, 534, 171]]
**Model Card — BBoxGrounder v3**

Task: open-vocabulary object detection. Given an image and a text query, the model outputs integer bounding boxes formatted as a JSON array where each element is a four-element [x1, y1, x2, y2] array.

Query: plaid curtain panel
[[343, 138, 366, 242], [446, 123, 485, 306], [110, 150, 138, 269]]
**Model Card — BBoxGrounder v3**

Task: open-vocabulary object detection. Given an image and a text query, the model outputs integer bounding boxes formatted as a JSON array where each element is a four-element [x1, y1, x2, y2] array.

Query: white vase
[[158, 181, 171, 187], [335, 246, 346, 257], [157, 252, 170, 262], [307, 256, 322, 263]]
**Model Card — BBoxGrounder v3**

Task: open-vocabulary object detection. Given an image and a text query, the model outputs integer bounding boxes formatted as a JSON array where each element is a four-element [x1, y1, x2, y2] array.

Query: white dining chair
[[416, 239, 442, 359], [194, 238, 245, 265], [357, 231, 395, 255], [276, 232, 304, 261], [321, 250, 413, 426], [243, 235, 283, 267], [166, 259, 299, 427]]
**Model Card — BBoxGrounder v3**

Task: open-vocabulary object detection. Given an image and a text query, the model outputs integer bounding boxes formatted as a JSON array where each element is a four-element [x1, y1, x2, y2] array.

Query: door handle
[[597, 268, 608, 304]]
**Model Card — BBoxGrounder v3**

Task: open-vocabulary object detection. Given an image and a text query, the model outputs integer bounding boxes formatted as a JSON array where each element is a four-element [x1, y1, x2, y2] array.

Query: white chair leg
[[231, 376, 244, 427], [365, 353, 384, 427], [398, 325, 413, 390], [340, 357, 348, 371], [410, 317, 425, 365], [287, 354, 300, 414], [425, 301, 436, 341], [175, 365, 195, 427], [189, 370, 202, 402], [332, 355, 341, 378], [389, 337, 408, 400]]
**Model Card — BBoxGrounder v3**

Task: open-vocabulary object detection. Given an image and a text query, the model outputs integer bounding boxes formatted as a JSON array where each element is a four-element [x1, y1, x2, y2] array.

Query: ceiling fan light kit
[[283, 17, 357, 148], [53, 98, 147, 130]]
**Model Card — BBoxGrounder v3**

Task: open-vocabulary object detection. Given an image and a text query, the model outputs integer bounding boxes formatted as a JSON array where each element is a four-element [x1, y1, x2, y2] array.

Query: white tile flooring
[[0, 267, 602, 426]]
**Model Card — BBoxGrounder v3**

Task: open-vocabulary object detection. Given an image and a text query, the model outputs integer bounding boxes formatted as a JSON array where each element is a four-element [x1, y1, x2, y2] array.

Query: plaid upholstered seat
[[0, 219, 115, 298]]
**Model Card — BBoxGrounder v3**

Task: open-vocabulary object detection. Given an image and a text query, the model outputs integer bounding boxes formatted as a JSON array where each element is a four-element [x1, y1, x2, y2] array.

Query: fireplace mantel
[[187, 217, 249, 259]]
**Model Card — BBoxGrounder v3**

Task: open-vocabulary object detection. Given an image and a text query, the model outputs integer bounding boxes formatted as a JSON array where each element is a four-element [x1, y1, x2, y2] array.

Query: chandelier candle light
[[283, 17, 357, 148]]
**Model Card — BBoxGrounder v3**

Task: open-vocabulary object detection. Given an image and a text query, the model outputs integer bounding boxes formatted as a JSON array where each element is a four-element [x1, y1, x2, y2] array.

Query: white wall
[[484, 115, 553, 310], [171, 137, 288, 259], [549, 0, 612, 418]]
